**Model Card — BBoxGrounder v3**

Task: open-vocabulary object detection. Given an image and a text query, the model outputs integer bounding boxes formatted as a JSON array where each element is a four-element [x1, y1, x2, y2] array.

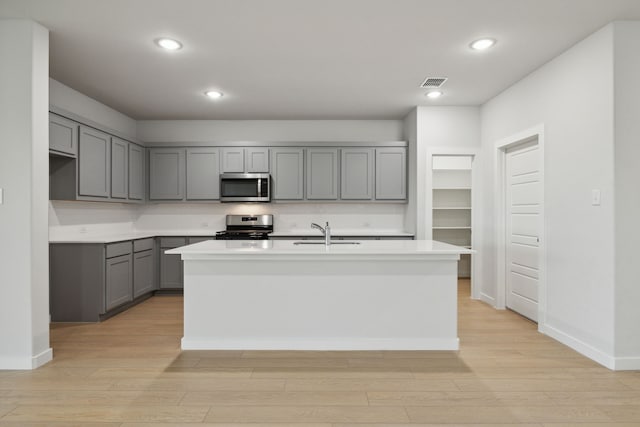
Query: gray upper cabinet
[[306, 148, 338, 200], [186, 147, 220, 200], [221, 148, 245, 172], [111, 137, 128, 199], [245, 148, 270, 172], [271, 148, 304, 200], [375, 147, 407, 200], [128, 143, 145, 201], [49, 113, 78, 157], [78, 126, 111, 198], [149, 148, 185, 200], [341, 148, 374, 200]]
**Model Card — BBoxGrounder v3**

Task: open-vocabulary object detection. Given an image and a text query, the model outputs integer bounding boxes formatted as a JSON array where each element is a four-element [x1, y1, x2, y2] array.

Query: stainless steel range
[[215, 214, 273, 240]]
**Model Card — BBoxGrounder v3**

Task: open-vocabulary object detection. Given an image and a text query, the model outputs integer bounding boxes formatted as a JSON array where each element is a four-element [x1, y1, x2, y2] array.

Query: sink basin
[[293, 241, 361, 245]]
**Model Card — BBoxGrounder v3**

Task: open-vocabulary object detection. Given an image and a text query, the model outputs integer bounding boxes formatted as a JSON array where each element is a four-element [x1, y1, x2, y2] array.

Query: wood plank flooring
[[1, 279, 639, 426]]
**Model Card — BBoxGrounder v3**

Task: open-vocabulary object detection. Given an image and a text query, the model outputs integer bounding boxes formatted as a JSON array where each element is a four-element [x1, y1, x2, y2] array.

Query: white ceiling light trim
[[425, 90, 443, 99], [205, 90, 224, 99], [470, 38, 496, 51], [156, 38, 183, 50]]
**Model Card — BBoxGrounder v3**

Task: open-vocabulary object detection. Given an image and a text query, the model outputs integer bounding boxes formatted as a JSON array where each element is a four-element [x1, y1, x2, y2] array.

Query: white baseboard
[[32, 348, 53, 369], [181, 337, 460, 351], [612, 356, 640, 370], [0, 347, 52, 370], [540, 323, 615, 370], [480, 292, 496, 307]]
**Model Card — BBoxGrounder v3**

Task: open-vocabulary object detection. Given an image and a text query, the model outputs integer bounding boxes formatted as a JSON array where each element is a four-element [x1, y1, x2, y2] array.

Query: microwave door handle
[[257, 178, 261, 195]]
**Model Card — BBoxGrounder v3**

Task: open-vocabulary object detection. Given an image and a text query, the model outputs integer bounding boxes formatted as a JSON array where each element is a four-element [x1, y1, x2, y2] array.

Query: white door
[[505, 140, 540, 321]]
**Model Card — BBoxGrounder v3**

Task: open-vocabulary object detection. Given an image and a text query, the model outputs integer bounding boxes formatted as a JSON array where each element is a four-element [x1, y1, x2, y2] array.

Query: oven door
[[220, 173, 270, 202]]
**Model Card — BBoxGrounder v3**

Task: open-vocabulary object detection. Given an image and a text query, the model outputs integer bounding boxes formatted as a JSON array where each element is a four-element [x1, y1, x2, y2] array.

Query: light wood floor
[[1, 280, 639, 426]]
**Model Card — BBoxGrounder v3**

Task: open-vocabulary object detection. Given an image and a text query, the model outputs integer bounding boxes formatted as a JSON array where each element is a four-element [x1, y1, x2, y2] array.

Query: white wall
[[480, 25, 617, 365], [612, 22, 640, 365], [50, 78, 137, 140], [137, 120, 404, 144], [0, 19, 51, 369], [410, 106, 480, 239]]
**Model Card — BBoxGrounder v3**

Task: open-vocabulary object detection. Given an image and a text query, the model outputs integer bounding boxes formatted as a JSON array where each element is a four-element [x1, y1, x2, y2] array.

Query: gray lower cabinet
[[50, 240, 155, 322], [105, 253, 133, 311], [159, 237, 186, 289], [111, 137, 129, 200], [306, 148, 338, 200], [128, 143, 145, 200], [78, 126, 111, 198], [375, 147, 407, 200], [271, 148, 305, 200], [341, 148, 374, 200], [186, 147, 220, 200], [149, 148, 185, 200], [49, 113, 78, 157], [158, 236, 212, 289], [133, 250, 155, 298]]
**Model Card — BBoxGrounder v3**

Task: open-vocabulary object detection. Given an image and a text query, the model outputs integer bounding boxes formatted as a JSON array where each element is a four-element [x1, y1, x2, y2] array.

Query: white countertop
[[167, 239, 473, 260], [48, 231, 217, 244], [269, 230, 414, 237], [49, 229, 414, 243]]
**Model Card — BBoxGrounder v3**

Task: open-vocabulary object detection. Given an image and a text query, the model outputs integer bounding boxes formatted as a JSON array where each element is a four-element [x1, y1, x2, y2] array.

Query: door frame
[[495, 124, 546, 329], [426, 147, 480, 300]]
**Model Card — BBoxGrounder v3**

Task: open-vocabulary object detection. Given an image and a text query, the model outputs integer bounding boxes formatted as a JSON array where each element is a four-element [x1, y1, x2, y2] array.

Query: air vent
[[420, 77, 448, 88]]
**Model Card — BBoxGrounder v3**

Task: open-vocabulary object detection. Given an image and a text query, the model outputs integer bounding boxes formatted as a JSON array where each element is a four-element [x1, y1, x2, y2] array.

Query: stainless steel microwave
[[220, 173, 271, 202]]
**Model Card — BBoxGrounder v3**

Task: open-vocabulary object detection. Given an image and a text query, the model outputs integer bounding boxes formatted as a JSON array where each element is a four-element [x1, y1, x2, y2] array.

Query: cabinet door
[[105, 254, 133, 311], [78, 126, 110, 198], [49, 113, 78, 156], [186, 147, 220, 200], [129, 143, 145, 200], [133, 250, 155, 298], [149, 148, 185, 200], [245, 148, 270, 173], [160, 238, 186, 289], [111, 137, 128, 199], [221, 148, 245, 172], [341, 148, 374, 200], [271, 148, 304, 200], [306, 148, 338, 200], [375, 147, 406, 200]]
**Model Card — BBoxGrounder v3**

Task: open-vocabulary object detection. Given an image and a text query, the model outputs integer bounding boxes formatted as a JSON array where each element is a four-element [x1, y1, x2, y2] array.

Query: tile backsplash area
[[50, 201, 408, 237]]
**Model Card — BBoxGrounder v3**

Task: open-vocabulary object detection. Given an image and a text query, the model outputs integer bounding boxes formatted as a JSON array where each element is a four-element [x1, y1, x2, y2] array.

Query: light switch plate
[[592, 189, 601, 206]]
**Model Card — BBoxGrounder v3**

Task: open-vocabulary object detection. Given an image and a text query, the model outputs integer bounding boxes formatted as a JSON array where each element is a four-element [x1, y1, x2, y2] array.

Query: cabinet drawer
[[160, 237, 187, 248], [188, 237, 211, 245], [106, 241, 132, 258], [133, 238, 154, 252]]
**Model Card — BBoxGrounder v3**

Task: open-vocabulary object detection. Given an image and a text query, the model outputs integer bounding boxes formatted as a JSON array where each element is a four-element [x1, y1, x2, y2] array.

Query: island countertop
[[166, 239, 473, 260]]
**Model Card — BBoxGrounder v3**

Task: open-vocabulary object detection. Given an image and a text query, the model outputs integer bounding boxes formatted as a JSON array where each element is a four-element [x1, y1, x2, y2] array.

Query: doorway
[[495, 125, 545, 326]]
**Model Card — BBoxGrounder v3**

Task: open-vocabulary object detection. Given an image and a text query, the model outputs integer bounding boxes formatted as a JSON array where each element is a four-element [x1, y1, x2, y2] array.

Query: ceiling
[[2, 0, 640, 120]]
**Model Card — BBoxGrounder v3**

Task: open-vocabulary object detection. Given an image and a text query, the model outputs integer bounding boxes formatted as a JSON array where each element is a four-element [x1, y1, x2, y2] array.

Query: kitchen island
[[167, 240, 473, 351]]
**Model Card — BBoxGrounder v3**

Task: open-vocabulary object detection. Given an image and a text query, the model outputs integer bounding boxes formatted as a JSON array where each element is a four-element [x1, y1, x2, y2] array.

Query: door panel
[[506, 142, 540, 322]]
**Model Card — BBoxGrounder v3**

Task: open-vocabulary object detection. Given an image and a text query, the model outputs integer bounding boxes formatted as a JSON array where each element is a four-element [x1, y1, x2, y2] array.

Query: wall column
[[0, 19, 51, 369]]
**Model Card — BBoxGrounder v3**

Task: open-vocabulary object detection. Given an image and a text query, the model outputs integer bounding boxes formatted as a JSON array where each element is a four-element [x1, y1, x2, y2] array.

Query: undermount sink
[[293, 241, 361, 245]]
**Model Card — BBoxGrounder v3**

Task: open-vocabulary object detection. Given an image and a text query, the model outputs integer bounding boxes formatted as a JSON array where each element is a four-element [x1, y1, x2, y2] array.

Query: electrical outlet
[[79, 227, 88, 234], [592, 189, 601, 206], [202, 222, 209, 228]]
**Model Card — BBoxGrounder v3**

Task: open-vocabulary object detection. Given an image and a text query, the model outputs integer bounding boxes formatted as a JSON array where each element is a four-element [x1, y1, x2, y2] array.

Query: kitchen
[[2, 0, 640, 424]]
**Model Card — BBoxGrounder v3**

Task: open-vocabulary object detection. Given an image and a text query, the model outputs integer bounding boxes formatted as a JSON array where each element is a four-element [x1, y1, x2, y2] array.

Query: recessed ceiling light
[[470, 38, 496, 51], [156, 38, 182, 50], [205, 91, 224, 99], [426, 91, 443, 99]]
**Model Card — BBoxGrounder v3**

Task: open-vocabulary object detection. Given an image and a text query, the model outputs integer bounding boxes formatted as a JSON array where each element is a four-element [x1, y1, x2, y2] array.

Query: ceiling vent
[[420, 77, 448, 88]]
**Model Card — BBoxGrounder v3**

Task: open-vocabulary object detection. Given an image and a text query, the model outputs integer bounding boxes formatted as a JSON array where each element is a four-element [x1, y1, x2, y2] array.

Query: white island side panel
[[181, 257, 459, 351]]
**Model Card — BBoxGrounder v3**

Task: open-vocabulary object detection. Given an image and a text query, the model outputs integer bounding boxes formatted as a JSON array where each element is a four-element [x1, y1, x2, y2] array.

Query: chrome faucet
[[311, 221, 331, 246]]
